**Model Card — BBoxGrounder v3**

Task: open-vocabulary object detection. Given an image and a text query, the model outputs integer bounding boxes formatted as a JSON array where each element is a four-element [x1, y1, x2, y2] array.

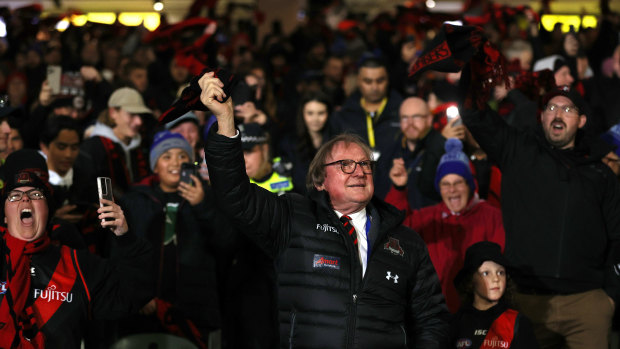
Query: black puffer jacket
[[205, 128, 450, 349]]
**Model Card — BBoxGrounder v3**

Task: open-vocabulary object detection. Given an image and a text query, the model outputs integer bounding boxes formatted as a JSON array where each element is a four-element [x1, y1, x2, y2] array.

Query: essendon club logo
[[15, 168, 48, 184], [16, 172, 32, 184], [313, 254, 340, 270], [384, 237, 404, 257]]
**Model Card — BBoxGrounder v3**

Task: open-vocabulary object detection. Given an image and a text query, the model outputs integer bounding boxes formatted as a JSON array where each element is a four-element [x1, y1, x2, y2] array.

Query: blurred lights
[[55, 19, 70, 32], [118, 13, 144, 26], [71, 14, 88, 27], [142, 14, 161, 31], [426, 0, 436, 9], [447, 106, 460, 118], [541, 15, 597, 32], [54, 12, 160, 32], [153, 1, 164, 12], [87, 12, 116, 25], [0, 18, 6, 38]]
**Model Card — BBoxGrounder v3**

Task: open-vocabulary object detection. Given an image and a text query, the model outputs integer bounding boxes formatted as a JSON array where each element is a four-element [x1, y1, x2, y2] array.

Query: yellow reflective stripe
[[366, 114, 375, 148], [361, 97, 388, 149]]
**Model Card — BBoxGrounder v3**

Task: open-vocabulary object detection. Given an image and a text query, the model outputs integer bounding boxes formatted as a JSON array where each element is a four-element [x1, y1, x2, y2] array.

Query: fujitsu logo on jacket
[[316, 223, 338, 233], [34, 284, 73, 303]]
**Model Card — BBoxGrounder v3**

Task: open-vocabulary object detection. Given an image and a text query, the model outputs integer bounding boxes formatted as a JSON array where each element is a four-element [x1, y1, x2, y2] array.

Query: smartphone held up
[[180, 162, 199, 186], [97, 177, 114, 222]]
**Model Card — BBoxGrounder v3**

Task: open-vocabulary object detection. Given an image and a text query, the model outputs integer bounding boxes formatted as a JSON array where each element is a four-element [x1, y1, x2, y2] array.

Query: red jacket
[[385, 186, 505, 312]]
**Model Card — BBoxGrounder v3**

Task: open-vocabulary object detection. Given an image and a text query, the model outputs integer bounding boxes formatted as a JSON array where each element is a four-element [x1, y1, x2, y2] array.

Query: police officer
[[240, 123, 293, 194]]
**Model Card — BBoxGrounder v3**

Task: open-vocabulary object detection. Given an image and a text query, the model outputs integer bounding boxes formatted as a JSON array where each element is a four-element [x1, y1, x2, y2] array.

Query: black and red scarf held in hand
[[409, 24, 510, 111], [0, 228, 50, 348]]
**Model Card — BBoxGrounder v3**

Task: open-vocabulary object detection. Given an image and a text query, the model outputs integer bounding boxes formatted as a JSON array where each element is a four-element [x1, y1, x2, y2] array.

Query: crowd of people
[[1, 0, 620, 348]]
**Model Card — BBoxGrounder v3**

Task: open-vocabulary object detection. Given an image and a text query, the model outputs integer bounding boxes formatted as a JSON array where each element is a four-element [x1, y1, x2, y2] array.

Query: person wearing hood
[[385, 138, 505, 313], [117, 130, 223, 348], [80, 87, 151, 198]]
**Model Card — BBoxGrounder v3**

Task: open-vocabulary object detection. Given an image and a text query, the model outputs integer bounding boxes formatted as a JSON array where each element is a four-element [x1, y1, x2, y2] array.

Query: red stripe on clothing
[[32, 246, 77, 326]]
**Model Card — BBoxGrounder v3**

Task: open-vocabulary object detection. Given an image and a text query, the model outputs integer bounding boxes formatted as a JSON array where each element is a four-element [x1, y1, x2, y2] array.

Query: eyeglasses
[[323, 159, 374, 174], [7, 189, 45, 202], [400, 114, 429, 123], [544, 103, 579, 116]]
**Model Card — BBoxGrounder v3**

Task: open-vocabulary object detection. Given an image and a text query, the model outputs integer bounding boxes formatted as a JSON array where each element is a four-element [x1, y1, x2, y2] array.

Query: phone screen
[[47, 66, 62, 95]]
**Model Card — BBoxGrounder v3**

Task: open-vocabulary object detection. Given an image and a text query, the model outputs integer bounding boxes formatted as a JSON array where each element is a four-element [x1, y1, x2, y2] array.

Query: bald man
[[375, 97, 450, 208]]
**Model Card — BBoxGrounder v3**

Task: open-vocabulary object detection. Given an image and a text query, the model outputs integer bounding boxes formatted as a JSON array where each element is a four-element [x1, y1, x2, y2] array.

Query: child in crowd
[[449, 241, 538, 349]]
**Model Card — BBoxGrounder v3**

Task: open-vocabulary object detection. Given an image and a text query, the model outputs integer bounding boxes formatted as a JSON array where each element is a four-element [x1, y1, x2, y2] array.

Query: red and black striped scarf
[[0, 228, 50, 348]]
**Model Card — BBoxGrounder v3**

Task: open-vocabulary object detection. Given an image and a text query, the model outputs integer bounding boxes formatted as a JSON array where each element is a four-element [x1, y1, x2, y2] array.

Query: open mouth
[[20, 209, 33, 224], [551, 121, 565, 130]]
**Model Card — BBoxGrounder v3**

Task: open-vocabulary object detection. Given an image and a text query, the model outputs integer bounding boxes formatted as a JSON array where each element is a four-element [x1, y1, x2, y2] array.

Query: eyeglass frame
[[323, 159, 375, 174], [6, 188, 46, 202], [543, 103, 580, 116], [400, 113, 430, 123]]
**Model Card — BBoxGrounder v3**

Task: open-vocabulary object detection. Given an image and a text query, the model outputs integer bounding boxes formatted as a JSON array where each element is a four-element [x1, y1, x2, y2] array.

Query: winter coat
[[204, 129, 450, 349], [80, 122, 149, 196], [119, 177, 222, 333]]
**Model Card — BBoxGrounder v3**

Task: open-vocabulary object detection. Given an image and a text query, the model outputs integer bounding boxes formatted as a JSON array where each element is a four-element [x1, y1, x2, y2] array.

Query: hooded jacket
[[205, 129, 450, 348], [462, 107, 620, 303], [80, 122, 149, 195]]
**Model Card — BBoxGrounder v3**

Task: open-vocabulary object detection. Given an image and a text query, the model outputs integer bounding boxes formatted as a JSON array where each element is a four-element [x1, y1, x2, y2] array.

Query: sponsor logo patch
[[316, 223, 338, 234], [34, 284, 73, 303], [0, 281, 7, 295], [384, 237, 404, 257], [386, 271, 399, 284], [456, 338, 472, 348], [313, 254, 340, 270]]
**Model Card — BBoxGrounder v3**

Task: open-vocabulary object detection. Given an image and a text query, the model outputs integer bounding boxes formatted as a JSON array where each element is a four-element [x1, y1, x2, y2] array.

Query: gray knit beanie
[[149, 130, 194, 171]]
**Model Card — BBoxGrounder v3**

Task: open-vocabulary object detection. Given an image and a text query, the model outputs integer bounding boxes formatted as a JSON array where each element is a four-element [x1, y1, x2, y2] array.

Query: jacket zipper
[[289, 310, 296, 349]]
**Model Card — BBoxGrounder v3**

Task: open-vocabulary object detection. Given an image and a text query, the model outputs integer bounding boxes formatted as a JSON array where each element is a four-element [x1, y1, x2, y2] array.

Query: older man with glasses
[[198, 71, 449, 348]]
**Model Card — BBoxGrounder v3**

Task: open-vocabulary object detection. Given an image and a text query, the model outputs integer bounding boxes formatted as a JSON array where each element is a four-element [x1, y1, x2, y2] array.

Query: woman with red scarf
[[0, 149, 152, 348]]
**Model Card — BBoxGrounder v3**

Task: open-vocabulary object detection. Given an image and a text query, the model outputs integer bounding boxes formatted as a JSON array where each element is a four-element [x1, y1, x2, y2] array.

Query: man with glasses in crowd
[[198, 71, 449, 348], [374, 97, 452, 208], [461, 84, 620, 348]]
